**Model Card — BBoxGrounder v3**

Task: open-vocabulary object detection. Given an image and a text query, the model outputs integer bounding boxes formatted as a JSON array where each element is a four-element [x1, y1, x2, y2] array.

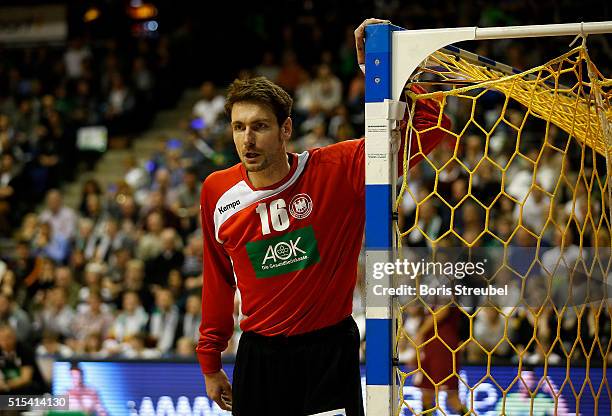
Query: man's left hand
[[355, 18, 391, 67]]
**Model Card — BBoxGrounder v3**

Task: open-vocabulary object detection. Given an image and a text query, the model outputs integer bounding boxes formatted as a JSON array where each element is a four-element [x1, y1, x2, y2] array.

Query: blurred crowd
[[0, 34, 183, 237], [0, 0, 611, 394]]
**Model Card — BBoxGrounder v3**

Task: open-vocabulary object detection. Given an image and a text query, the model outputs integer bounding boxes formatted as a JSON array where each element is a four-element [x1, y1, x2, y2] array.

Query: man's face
[[231, 102, 290, 173]]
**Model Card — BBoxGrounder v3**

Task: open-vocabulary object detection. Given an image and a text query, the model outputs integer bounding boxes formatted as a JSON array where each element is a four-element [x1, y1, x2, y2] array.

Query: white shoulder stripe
[[213, 152, 309, 243]]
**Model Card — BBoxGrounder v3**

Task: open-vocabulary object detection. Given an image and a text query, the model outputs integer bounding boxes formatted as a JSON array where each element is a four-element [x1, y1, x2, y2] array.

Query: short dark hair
[[225, 77, 293, 125]]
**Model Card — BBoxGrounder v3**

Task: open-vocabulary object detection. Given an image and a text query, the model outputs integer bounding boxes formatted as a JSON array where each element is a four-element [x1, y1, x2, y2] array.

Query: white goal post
[[363, 20, 612, 416]]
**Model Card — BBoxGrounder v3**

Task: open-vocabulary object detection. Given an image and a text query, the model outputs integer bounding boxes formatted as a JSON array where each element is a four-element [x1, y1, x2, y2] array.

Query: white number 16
[[256, 199, 290, 235]]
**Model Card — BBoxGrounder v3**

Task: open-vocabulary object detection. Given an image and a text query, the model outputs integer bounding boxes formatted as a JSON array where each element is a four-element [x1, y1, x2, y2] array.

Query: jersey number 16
[[256, 199, 290, 235]]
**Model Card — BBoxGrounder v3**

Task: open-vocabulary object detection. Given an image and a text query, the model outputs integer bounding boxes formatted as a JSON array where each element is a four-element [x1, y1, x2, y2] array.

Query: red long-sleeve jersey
[[197, 90, 449, 374]]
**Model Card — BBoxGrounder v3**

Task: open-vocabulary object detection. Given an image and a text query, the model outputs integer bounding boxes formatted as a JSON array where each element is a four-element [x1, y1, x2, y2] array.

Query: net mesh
[[395, 41, 612, 415]]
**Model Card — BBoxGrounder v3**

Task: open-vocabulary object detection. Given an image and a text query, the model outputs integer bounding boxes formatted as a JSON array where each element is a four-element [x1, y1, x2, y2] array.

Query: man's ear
[[281, 117, 292, 141]]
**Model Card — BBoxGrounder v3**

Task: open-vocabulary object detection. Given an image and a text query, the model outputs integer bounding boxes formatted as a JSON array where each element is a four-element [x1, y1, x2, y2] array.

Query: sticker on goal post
[[307, 409, 346, 416]]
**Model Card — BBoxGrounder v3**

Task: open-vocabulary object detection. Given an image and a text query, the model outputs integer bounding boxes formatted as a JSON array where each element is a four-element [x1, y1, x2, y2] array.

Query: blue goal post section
[[363, 20, 612, 416]]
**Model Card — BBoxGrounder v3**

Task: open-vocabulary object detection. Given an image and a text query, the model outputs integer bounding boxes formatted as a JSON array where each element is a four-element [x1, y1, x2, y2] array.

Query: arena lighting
[[127, 3, 158, 20], [83, 7, 101, 23], [145, 20, 159, 32]]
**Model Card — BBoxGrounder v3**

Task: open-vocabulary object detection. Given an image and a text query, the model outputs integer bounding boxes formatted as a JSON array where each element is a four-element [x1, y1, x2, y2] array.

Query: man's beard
[[242, 154, 270, 172]]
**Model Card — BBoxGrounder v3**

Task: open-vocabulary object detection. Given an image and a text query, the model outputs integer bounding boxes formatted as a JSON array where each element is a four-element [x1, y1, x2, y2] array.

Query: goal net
[[394, 39, 611, 415]]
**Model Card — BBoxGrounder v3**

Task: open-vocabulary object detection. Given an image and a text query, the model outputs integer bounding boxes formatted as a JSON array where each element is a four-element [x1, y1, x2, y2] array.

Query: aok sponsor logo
[[246, 226, 320, 278], [217, 199, 240, 215]]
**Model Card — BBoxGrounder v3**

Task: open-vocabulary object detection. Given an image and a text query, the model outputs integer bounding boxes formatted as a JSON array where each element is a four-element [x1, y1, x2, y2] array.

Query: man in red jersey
[[198, 19, 449, 415]]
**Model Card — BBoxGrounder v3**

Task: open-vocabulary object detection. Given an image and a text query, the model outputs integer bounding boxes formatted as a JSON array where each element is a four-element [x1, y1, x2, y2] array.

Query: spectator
[[31, 112, 63, 191], [254, 51, 280, 81], [276, 50, 307, 94], [82, 193, 107, 233], [0, 152, 23, 235], [71, 291, 113, 341], [178, 294, 201, 343], [167, 270, 185, 307], [463, 135, 484, 170], [310, 64, 343, 115], [0, 293, 32, 343], [0, 266, 15, 299], [104, 73, 135, 136], [109, 291, 149, 343], [508, 227, 541, 278], [77, 262, 110, 304], [180, 129, 208, 171], [170, 167, 200, 234], [0, 324, 45, 394], [514, 186, 550, 235], [74, 217, 95, 255], [71, 80, 100, 126], [107, 245, 132, 284], [164, 149, 185, 189], [141, 189, 180, 230], [122, 259, 154, 312], [148, 288, 179, 354], [36, 330, 73, 358], [117, 194, 140, 231], [7, 240, 38, 302], [293, 72, 316, 118], [145, 228, 184, 287], [63, 38, 92, 79], [136, 211, 165, 261], [181, 233, 203, 279], [34, 287, 74, 339], [293, 122, 333, 152], [124, 156, 149, 201], [542, 228, 581, 300], [86, 217, 133, 263], [38, 189, 77, 240], [132, 57, 155, 102], [54, 266, 80, 309], [469, 308, 510, 361], [78, 179, 103, 217], [15, 213, 38, 242], [192, 81, 225, 128], [328, 105, 355, 140], [31, 222, 70, 264]]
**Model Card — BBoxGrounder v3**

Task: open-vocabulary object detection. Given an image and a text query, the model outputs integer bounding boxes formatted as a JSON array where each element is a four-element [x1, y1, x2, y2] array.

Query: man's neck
[[248, 155, 291, 188]]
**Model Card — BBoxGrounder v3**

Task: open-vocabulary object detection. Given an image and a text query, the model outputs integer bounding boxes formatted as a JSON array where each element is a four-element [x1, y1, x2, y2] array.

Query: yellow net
[[395, 42, 612, 415]]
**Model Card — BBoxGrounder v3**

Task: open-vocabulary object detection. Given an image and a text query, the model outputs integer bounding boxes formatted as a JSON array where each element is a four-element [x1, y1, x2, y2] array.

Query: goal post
[[364, 21, 612, 416]]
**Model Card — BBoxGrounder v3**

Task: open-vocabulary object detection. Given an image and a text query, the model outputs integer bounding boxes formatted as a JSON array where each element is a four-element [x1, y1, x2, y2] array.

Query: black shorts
[[232, 316, 364, 416]]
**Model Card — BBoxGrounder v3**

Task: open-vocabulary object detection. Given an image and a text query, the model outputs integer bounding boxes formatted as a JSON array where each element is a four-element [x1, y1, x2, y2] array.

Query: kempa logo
[[217, 199, 240, 214], [246, 226, 320, 278]]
